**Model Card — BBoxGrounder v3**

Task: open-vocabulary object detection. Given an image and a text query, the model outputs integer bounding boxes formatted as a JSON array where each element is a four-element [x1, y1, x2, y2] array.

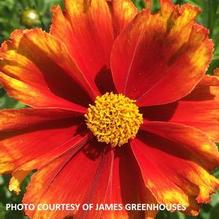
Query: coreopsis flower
[[0, 0, 219, 218]]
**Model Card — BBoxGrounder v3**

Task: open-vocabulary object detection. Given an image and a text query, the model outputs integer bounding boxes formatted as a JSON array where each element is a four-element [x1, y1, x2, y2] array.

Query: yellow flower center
[[85, 92, 143, 147]]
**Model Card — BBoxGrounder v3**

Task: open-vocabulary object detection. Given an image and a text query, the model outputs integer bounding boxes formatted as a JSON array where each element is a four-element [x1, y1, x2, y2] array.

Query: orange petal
[[50, 0, 114, 94], [131, 122, 219, 215], [9, 170, 30, 195], [111, 2, 213, 106], [0, 108, 84, 175], [109, 0, 138, 36], [131, 139, 191, 208], [23, 141, 157, 219], [0, 29, 95, 109], [9, 133, 90, 195], [141, 121, 219, 171], [171, 75, 219, 142], [23, 141, 113, 219], [102, 146, 157, 219], [142, 75, 219, 142]]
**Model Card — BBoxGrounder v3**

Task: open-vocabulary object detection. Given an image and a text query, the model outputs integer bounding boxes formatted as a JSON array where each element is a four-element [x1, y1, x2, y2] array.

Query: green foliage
[[0, 0, 63, 41], [0, 0, 219, 219], [133, 0, 145, 9], [0, 89, 25, 109], [0, 174, 32, 219]]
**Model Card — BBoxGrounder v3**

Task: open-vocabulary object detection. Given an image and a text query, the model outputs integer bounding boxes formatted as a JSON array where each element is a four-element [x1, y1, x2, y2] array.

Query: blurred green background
[[0, 0, 219, 218]]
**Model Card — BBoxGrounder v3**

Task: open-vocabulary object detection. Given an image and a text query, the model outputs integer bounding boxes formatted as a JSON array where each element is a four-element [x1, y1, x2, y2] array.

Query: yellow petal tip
[[9, 176, 21, 195]]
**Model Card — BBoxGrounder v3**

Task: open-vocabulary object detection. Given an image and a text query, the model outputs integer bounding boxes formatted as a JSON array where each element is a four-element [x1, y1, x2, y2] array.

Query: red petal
[[102, 145, 156, 219], [141, 121, 219, 170], [111, 2, 213, 106], [131, 139, 191, 209], [23, 141, 113, 219], [142, 75, 219, 142], [109, 0, 138, 36], [131, 122, 219, 215], [23, 141, 157, 219], [0, 29, 94, 109], [50, 0, 114, 94], [0, 108, 84, 174]]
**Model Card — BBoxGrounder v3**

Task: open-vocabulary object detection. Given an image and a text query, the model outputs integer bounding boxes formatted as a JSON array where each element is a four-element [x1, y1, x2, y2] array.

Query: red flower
[[0, 0, 219, 218]]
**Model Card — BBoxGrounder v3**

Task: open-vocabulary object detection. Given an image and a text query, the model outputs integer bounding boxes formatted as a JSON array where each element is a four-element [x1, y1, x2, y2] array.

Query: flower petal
[[50, 0, 114, 94], [170, 75, 219, 142], [9, 133, 91, 195], [23, 141, 113, 219], [0, 29, 94, 109], [102, 145, 157, 219], [111, 2, 213, 106], [142, 75, 219, 142], [23, 141, 157, 219], [0, 108, 84, 174], [141, 121, 219, 170], [131, 122, 219, 215], [109, 0, 138, 36], [131, 140, 192, 212]]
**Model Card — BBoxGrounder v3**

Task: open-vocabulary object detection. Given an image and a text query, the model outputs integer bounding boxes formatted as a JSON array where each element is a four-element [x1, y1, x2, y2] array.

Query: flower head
[[85, 92, 143, 146], [0, 0, 219, 219]]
